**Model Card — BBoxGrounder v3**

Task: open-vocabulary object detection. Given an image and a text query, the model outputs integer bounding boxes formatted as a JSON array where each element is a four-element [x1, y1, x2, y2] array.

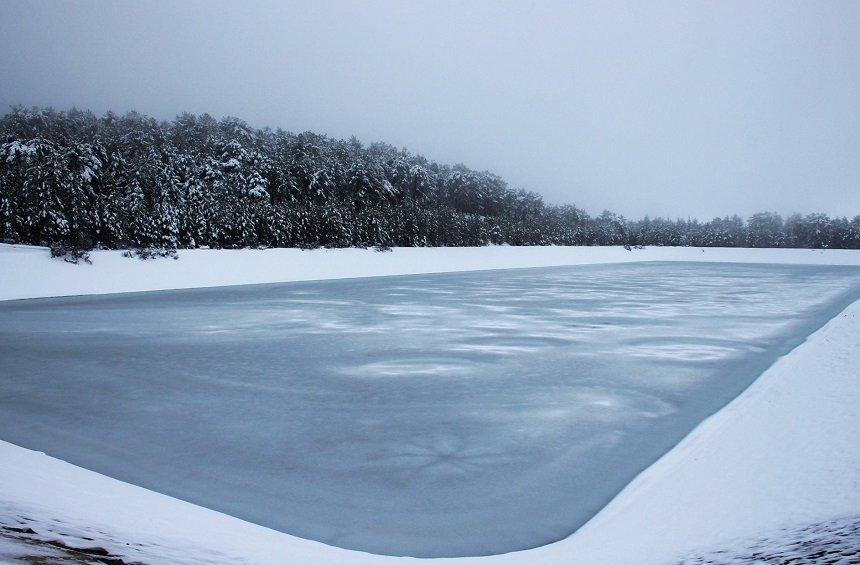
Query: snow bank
[[538, 299, 860, 564], [1, 258, 858, 563], [2, 243, 859, 301]]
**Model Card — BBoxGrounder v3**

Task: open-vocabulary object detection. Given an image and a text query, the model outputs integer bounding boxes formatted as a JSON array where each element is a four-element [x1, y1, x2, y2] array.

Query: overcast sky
[[1, 1, 858, 219]]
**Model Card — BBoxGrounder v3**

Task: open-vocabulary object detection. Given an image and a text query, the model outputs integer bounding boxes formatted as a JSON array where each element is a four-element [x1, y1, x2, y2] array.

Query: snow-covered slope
[[1, 245, 858, 564], [2, 243, 859, 301]]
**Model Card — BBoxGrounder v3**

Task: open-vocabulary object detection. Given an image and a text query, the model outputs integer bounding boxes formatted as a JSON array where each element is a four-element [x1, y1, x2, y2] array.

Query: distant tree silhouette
[[1, 107, 857, 253]]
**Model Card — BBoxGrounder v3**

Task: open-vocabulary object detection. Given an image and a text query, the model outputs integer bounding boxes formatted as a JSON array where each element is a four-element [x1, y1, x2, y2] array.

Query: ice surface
[[0, 262, 858, 557]]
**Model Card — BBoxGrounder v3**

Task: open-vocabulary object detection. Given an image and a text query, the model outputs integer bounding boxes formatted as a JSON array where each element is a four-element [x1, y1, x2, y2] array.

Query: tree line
[[1, 107, 857, 255]]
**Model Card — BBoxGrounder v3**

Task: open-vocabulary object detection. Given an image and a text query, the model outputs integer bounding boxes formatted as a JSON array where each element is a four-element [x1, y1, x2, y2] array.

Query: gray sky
[[1, 0, 858, 219]]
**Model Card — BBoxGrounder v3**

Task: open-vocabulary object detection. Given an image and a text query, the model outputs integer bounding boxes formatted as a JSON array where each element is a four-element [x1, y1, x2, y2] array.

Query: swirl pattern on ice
[[0, 262, 858, 557]]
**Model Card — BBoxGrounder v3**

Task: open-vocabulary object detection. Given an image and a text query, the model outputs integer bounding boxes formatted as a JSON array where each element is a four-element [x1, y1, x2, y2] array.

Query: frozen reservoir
[[1, 262, 858, 557]]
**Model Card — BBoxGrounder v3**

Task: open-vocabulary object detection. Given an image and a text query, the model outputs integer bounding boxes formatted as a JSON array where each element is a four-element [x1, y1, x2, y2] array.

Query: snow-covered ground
[[1, 244, 859, 564], [2, 243, 859, 301]]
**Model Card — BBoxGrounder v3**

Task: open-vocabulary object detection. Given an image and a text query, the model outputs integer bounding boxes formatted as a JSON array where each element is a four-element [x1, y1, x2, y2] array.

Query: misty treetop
[[1, 106, 858, 253]]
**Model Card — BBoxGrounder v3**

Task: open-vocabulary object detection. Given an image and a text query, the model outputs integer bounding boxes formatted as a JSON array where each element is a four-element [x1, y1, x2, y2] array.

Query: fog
[[1, 0, 858, 219]]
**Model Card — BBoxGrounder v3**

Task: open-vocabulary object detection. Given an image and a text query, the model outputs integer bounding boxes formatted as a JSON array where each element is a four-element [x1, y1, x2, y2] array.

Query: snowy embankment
[[1, 244, 859, 564], [1, 243, 859, 301]]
